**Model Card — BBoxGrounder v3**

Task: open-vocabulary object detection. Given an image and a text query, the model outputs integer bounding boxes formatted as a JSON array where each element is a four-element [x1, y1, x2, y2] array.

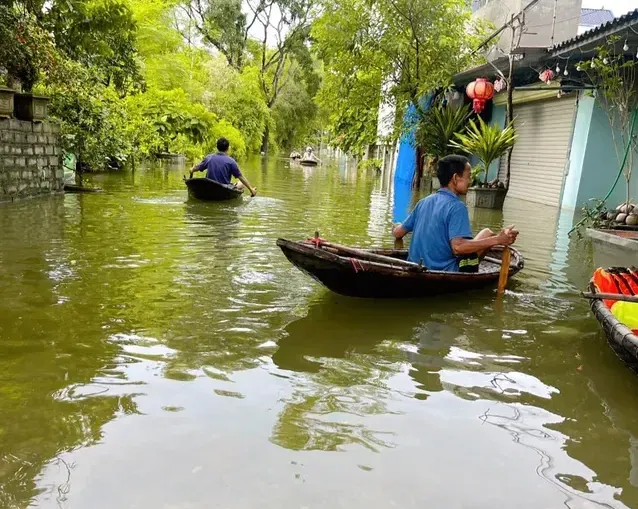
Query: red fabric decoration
[[466, 78, 495, 114], [539, 69, 555, 84]]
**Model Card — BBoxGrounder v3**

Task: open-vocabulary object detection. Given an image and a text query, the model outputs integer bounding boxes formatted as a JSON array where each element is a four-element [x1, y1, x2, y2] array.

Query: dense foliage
[[313, 0, 489, 156], [0, 0, 320, 171], [0, 0, 487, 170]]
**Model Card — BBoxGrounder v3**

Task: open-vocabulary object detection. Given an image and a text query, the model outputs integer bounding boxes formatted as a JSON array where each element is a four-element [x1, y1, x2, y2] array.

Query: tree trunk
[[412, 146, 424, 189], [260, 124, 270, 154]]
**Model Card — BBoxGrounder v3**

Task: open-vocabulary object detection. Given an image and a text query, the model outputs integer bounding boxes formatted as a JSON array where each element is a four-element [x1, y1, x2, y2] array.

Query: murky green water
[[1, 156, 638, 508]]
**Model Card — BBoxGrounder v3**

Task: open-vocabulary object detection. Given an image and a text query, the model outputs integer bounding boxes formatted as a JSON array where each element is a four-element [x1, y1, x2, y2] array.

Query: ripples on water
[[1, 157, 638, 508]]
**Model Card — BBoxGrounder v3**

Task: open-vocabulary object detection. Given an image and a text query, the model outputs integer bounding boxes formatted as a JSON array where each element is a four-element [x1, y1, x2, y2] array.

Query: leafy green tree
[[183, 0, 318, 153], [314, 0, 488, 157], [47, 0, 140, 90], [44, 59, 131, 171], [182, 0, 248, 69], [0, 6, 56, 91]]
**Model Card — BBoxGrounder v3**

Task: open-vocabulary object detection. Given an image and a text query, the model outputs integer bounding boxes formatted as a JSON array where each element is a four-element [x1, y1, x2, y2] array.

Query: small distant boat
[[585, 269, 638, 371], [299, 158, 319, 167], [184, 177, 243, 201], [63, 183, 102, 193], [277, 237, 524, 298]]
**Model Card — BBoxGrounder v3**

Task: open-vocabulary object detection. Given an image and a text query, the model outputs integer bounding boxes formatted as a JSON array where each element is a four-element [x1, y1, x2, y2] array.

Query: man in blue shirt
[[392, 155, 518, 272], [189, 137, 257, 196]]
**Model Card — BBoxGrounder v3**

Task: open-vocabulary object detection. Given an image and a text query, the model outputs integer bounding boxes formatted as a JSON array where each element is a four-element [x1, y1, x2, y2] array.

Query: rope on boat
[[350, 257, 365, 273]]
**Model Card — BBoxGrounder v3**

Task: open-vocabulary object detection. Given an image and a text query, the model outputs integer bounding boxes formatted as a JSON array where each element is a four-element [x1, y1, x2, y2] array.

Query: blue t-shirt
[[195, 153, 242, 184], [402, 188, 473, 271]]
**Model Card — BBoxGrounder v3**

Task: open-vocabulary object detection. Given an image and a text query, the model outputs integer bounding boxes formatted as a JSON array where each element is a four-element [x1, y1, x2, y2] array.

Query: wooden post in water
[[497, 247, 511, 294]]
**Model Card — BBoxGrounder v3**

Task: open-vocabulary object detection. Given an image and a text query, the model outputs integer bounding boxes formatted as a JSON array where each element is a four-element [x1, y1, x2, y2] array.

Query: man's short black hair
[[217, 137, 230, 152], [437, 155, 469, 187]]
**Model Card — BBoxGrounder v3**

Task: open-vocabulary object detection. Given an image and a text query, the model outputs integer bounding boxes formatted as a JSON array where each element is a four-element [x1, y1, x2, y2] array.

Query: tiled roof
[[552, 8, 638, 52], [579, 8, 615, 27]]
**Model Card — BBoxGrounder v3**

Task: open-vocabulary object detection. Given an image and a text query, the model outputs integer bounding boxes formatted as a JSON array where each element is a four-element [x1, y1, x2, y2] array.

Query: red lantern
[[466, 77, 495, 114]]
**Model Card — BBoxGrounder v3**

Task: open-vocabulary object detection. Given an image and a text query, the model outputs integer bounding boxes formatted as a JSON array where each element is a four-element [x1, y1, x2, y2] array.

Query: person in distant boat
[[392, 154, 518, 272], [302, 146, 319, 162], [290, 150, 301, 160], [189, 137, 257, 196]]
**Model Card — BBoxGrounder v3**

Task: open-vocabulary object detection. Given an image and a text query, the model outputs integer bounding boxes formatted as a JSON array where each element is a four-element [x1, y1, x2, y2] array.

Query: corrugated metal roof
[[579, 8, 615, 27], [552, 8, 638, 53]]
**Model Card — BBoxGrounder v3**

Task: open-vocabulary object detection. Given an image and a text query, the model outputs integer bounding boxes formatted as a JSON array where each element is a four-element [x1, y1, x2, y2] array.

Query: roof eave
[[550, 9, 638, 56]]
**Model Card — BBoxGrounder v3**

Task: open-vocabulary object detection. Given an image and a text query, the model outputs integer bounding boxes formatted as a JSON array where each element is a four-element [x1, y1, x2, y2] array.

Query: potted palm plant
[[450, 116, 517, 209], [415, 104, 470, 191]]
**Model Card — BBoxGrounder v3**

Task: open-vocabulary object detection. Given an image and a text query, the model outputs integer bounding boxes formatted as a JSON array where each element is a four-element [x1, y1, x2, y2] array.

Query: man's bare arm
[[189, 165, 203, 178], [392, 224, 409, 239], [451, 227, 518, 255], [238, 175, 257, 196]]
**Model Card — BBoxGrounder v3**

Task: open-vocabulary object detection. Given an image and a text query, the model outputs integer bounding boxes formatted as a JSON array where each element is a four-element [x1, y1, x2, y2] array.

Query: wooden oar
[[497, 247, 511, 294], [582, 292, 638, 303], [394, 237, 404, 249]]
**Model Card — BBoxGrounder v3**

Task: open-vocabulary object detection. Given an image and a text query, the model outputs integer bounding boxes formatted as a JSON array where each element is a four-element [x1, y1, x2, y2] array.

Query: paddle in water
[[497, 246, 511, 294]]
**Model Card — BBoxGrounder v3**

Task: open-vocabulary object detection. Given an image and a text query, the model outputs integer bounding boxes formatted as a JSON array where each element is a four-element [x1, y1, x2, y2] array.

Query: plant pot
[[0, 88, 14, 118], [14, 93, 49, 122], [466, 186, 507, 209], [587, 228, 638, 268]]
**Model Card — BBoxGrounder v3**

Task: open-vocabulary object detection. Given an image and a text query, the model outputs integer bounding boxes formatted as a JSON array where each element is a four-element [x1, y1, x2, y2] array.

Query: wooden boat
[[277, 238, 524, 298], [63, 183, 102, 193], [184, 177, 243, 201], [299, 158, 319, 167], [587, 281, 638, 372]]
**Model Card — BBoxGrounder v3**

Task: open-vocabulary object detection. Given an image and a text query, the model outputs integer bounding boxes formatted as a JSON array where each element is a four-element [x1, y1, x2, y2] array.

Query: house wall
[[560, 93, 638, 210], [489, 105, 506, 181]]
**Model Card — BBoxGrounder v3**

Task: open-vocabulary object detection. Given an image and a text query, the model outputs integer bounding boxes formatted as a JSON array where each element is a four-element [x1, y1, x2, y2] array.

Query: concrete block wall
[[0, 119, 63, 202]]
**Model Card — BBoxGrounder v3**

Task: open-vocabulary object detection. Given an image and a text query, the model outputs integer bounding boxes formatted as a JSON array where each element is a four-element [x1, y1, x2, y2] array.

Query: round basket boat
[[588, 285, 638, 372], [277, 238, 524, 298], [184, 178, 243, 201]]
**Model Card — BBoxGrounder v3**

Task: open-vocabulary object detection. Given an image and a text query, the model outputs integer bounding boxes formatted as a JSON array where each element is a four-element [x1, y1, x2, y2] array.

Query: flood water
[[1, 156, 638, 509]]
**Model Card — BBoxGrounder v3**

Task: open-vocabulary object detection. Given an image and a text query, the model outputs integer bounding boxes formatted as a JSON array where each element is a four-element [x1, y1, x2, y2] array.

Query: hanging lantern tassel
[[466, 77, 495, 114]]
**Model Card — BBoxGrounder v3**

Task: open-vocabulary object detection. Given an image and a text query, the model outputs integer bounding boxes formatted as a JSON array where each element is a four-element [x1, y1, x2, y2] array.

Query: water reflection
[[0, 157, 636, 508]]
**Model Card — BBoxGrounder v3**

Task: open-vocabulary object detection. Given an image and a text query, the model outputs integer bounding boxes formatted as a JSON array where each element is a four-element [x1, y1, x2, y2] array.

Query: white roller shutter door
[[498, 96, 577, 207]]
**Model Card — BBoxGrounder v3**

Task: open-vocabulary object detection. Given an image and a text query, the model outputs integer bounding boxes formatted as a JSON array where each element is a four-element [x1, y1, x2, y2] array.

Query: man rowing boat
[[190, 137, 257, 197], [392, 154, 518, 272]]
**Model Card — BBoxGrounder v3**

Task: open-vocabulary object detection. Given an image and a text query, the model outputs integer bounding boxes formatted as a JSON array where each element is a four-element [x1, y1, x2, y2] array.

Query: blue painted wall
[[393, 94, 437, 186], [561, 93, 594, 210], [394, 132, 416, 185], [487, 105, 506, 182], [561, 93, 638, 210]]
